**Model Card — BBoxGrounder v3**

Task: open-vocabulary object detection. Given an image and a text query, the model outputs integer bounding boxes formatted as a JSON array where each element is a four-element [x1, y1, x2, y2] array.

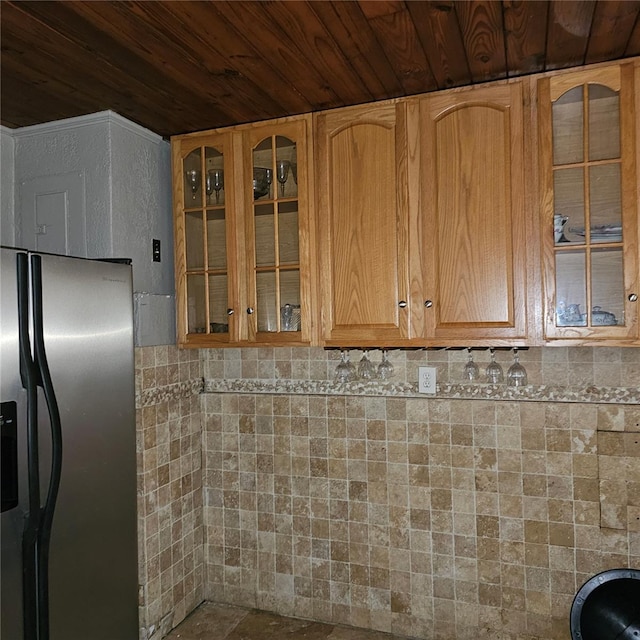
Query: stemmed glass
[[185, 169, 200, 200], [507, 349, 528, 386], [377, 350, 394, 380], [208, 169, 224, 204], [357, 351, 376, 380], [462, 349, 480, 381], [335, 350, 356, 383], [486, 349, 504, 384], [276, 159, 290, 196]]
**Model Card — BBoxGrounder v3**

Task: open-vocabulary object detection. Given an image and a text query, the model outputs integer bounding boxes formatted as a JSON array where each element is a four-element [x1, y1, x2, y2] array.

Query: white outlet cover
[[418, 366, 437, 394]]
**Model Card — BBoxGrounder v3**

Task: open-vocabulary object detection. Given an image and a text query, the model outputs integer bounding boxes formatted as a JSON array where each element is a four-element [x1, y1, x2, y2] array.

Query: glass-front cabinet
[[172, 116, 312, 347], [538, 62, 639, 343], [243, 120, 311, 344]]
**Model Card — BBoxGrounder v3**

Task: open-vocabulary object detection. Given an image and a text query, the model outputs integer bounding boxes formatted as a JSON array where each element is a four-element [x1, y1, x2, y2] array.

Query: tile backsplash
[[137, 345, 639, 639]]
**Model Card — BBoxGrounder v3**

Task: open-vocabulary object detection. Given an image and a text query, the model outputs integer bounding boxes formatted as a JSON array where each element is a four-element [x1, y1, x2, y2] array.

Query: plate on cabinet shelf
[[569, 225, 622, 242]]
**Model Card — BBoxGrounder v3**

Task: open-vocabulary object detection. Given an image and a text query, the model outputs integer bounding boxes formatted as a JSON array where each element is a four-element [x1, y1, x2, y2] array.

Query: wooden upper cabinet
[[419, 82, 529, 344], [173, 131, 239, 347], [538, 61, 639, 344], [315, 101, 416, 346], [172, 115, 315, 348]]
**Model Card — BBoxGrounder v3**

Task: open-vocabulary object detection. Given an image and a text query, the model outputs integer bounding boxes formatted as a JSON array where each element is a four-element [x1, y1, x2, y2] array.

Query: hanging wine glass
[[185, 169, 200, 200], [275, 159, 290, 197], [463, 348, 480, 381], [358, 351, 376, 380], [507, 349, 528, 387], [486, 349, 504, 384], [377, 349, 394, 380], [209, 169, 224, 204], [335, 350, 355, 383]]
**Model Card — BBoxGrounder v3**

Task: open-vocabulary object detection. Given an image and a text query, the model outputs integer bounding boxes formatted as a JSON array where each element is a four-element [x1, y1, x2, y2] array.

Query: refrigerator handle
[[31, 254, 63, 640], [17, 252, 41, 640]]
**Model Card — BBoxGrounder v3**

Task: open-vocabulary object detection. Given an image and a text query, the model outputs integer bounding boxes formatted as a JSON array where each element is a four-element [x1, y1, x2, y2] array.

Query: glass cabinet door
[[541, 64, 638, 340], [248, 129, 304, 339], [179, 140, 234, 342]]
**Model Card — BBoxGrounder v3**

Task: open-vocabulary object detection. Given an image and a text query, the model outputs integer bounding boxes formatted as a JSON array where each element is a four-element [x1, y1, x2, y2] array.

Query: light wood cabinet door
[[316, 101, 417, 346], [420, 82, 529, 344], [241, 117, 314, 345], [538, 62, 639, 344], [173, 131, 239, 347], [172, 115, 315, 348]]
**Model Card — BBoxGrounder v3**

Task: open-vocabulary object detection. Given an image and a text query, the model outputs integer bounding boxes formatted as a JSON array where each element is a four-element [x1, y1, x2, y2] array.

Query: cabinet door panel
[[421, 83, 528, 342], [317, 103, 411, 345], [539, 62, 639, 343]]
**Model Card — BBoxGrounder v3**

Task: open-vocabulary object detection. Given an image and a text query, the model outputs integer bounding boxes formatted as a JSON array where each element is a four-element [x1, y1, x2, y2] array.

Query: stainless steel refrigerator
[[1, 247, 138, 639]]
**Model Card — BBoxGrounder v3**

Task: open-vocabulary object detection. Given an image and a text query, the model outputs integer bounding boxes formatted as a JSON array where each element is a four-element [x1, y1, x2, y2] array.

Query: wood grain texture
[[420, 82, 528, 341], [2, 1, 639, 135]]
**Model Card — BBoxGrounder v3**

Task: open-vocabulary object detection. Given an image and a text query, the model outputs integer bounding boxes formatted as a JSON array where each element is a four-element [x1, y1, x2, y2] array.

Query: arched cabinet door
[[538, 62, 639, 345], [172, 114, 314, 348], [315, 101, 416, 347], [173, 132, 239, 347], [420, 82, 530, 345], [241, 118, 313, 346]]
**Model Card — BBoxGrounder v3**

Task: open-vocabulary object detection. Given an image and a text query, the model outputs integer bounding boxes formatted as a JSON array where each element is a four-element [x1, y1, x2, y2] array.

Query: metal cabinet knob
[[398, 300, 407, 308], [226, 308, 234, 316], [424, 300, 433, 308], [629, 293, 638, 302], [246, 307, 254, 315]]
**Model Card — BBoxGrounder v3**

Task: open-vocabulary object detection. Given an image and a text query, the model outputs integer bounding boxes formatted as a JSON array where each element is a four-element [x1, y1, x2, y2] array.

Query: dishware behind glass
[[554, 214, 569, 243], [358, 351, 376, 380], [377, 350, 394, 380], [486, 349, 504, 383], [186, 169, 200, 200], [276, 159, 290, 196], [335, 350, 355, 383], [507, 349, 528, 386], [463, 349, 480, 381], [209, 169, 224, 204], [253, 167, 273, 199]]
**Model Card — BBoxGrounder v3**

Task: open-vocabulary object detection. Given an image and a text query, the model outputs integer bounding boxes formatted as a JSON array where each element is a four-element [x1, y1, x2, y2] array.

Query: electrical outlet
[[418, 366, 437, 394]]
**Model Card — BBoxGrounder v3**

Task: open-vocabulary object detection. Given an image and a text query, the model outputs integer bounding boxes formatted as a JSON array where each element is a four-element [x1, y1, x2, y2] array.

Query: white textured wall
[[1, 127, 16, 246], [12, 111, 175, 345]]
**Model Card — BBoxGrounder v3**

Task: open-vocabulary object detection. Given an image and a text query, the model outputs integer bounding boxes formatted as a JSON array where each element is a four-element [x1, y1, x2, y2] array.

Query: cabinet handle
[[424, 300, 433, 308], [226, 308, 234, 316], [629, 294, 638, 302], [246, 307, 254, 315], [398, 300, 407, 308]]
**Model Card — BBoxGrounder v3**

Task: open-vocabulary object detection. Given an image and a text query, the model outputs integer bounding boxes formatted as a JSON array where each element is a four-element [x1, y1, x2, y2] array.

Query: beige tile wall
[[201, 347, 640, 640], [136, 345, 204, 638]]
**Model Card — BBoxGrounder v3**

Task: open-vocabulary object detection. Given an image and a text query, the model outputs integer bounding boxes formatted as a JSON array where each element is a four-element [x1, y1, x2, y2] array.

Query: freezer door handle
[[17, 251, 41, 640], [31, 254, 63, 640]]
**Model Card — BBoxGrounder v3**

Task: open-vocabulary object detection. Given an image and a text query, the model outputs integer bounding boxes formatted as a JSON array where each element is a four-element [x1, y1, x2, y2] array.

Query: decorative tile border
[[203, 377, 640, 405], [136, 377, 204, 408]]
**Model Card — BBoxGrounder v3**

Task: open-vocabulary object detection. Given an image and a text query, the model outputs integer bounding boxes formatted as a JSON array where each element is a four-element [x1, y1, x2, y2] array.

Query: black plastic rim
[[570, 568, 640, 640]]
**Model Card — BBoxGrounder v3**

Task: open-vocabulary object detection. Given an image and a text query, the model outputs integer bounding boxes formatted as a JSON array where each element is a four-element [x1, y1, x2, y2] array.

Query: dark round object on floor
[[570, 568, 640, 640]]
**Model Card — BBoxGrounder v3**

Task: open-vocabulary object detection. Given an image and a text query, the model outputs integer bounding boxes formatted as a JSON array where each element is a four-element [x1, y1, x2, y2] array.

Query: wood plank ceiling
[[2, 0, 640, 138]]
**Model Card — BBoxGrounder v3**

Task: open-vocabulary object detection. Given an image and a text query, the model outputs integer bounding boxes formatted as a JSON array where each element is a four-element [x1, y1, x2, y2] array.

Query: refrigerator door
[[37, 253, 138, 639], [1, 247, 27, 640], [0, 249, 138, 639]]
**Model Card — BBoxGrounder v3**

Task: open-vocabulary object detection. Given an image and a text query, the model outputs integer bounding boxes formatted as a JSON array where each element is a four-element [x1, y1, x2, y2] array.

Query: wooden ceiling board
[[585, 0, 640, 63], [359, 2, 439, 94], [503, 0, 549, 74], [1, 0, 639, 137], [455, 1, 508, 82], [406, 1, 472, 88], [308, 1, 404, 100], [545, 0, 597, 70]]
